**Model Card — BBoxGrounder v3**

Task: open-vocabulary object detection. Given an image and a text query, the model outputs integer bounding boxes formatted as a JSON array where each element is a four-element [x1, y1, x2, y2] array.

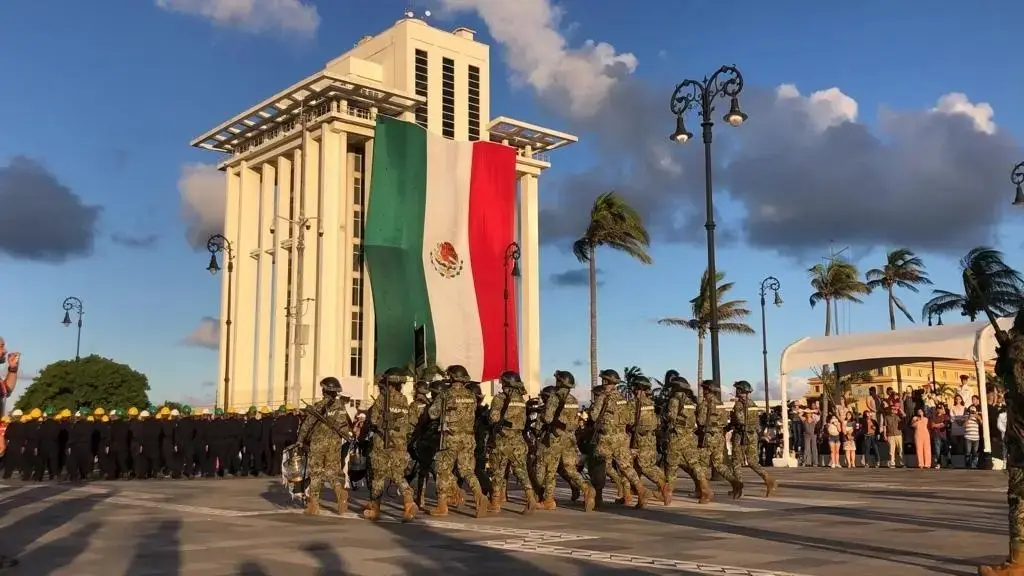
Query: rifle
[[299, 400, 351, 443], [587, 391, 612, 453], [492, 392, 513, 435], [696, 397, 711, 449], [381, 385, 391, 449], [629, 393, 641, 449], [437, 386, 450, 452]]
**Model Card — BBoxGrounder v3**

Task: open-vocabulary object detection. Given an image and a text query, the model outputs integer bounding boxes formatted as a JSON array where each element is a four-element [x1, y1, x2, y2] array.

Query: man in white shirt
[[0, 338, 21, 416]]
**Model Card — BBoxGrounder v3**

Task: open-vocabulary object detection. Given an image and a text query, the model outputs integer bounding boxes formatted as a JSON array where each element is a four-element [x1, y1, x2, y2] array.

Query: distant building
[[805, 359, 994, 408]]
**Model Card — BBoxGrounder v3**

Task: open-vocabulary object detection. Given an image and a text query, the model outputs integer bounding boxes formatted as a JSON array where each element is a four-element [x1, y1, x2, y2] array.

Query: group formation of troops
[[294, 365, 780, 524], [1, 404, 301, 482]]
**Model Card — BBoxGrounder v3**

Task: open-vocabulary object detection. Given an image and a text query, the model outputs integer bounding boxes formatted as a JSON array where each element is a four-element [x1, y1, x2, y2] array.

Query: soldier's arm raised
[[589, 394, 605, 420], [541, 394, 559, 425], [296, 407, 314, 443], [488, 394, 505, 424]]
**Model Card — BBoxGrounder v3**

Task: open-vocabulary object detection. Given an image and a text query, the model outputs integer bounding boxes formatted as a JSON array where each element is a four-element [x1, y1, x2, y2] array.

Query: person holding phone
[[0, 337, 22, 416]]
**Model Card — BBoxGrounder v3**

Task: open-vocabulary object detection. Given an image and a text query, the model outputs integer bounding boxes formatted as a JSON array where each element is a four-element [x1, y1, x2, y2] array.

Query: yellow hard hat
[[259, 406, 271, 414], [60, 409, 72, 418], [101, 415, 109, 423], [159, 406, 170, 415], [29, 408, 42, 419], [154, 412, 164, 419], [93, 407, 105, 416], [86, 415, 95, 422], [128, 407, 139, 416], [1, 416, 9, 424], [54, 413, 65, 421], [19, 415, 30, 423]]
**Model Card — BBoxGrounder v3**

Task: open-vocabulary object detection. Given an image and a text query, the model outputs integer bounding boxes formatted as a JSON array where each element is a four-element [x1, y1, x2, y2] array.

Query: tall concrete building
[[191, 14, 575, 408]]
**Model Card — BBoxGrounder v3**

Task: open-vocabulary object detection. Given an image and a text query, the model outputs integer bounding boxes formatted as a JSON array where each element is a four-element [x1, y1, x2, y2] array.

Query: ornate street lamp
[[759, 277, 782, 410], [1012, 161, 1024, 206], [61, 296, 84, 361], [207, 234, 235, 410], [503, 241, 521, 371], [670, 65, 747, 388]]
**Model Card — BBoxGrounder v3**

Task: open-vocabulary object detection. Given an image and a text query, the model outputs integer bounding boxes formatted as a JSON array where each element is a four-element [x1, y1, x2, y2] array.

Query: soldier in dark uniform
[[2, 411, 25, 479], [176, 407, 196, 477], [141, 410, 163, 479], [259, 407, 274, 475], [159, 409, 180, 478], [36, 408, 62, 481], [224, 411, 244, 476], [206, 409, 227, 477], [20, 411, 40, 480], [242, 407, 264, 476], [67, 410, 95, 482], [97, 410, 115, 479], [270, 406, 299, 477], [128, 408, 146, 479], [108, 409, 131, 480]]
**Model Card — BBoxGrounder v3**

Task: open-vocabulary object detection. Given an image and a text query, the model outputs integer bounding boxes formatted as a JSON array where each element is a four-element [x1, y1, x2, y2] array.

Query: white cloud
[[930, 92, 996, 135], [177, 163, 224, 250], [182, 316, 220, 350], [155, 0, 320, 36], [437, 0, 637, 119]]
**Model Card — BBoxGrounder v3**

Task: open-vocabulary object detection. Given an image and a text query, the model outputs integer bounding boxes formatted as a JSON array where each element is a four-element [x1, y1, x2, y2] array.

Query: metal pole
[[75, 316, 83, 362], [503, 256, 509, 372], [701, 110, 721, 388], [224, 256, 234, 410], [291, 99, 307, 404], [760, 291, 769, 410]]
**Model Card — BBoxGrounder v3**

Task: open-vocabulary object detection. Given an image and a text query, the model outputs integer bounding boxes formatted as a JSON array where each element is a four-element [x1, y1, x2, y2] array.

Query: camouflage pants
[[594, 432, 643, 492], [632, 433, 666, 486], [664, 434, 703, 487], [730, 435, 768, 483], [435, 433, 482, 499], [543, 434, 590, 497], [307, 443, 345, 502], [369, 440, 412, 501], [489, 435, 533, 497], [697, 434, 739, 485], [1008, 466, 1024, 549]]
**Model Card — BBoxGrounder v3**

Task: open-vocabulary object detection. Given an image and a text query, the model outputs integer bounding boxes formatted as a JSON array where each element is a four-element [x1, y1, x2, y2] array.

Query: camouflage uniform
[[296, 378, 352, 515], [662, 377, 709, 502], [627, 377, 671, 505], [729, 381, 778, 499], [428, 366, 487, 517], [364, 370, 418, 522], [540, 371, 595, 511], [583, 387, 626, 506], [981, 314, 1024, 576], [588, 370, 648, 508], [487, 372, 537, 514], [407, 382, 433, 507], [695, 380, 743, 498]]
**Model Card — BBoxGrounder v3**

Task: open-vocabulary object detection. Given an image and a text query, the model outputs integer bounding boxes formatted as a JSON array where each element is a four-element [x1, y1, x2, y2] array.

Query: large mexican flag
[[364, 116, 518, 382]]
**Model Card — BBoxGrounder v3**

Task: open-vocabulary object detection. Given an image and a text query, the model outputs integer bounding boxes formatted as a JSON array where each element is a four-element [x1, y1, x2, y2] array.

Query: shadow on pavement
[[0, 485, 106, 574], [124, 518, 182, 576]]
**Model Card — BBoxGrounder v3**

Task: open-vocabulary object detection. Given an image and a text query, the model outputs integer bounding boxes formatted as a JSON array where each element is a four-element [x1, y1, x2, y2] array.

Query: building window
[[468, 65, 481, 141], [353, 209, 363, 239], [414, 49, 429, 129], [350, 346, 363, 378], [874, 367, 883, 376], [352, 244, 363, 272], [353, 174, 363, 207], [352, 276, 362, 307], [442, 57, 455, 139], [351, 310, 363, 342]]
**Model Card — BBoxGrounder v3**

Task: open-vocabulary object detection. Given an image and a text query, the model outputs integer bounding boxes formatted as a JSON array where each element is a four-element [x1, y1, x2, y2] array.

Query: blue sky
[[0, 0, 1021, 407]]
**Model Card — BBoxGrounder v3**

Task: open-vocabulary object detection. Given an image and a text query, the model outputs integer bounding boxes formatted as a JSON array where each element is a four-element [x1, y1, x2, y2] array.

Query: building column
[[270, 156, 292, 408], [254, 162, 276, 407], [360, 139, 375, 402], [317, 125, 345, 380], [234, 162, 261, 410], [298, 133, 321, 402], [220, 166, 243, 410], [287, 149, 303, 404], [518, 173, 542, 397], [332, 127, 351, 386]]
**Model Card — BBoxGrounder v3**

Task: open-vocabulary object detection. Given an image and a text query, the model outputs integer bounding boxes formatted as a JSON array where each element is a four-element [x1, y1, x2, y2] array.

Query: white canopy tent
[[778, 317, 1011, 466]]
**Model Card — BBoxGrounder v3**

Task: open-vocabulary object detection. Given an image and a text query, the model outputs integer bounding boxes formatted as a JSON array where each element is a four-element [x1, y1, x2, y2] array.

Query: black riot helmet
[[599, 369, 621, 386], [500, 370, 523, 389], [554, 370, 575, 389], [380, 367, 408, 387], [320, 377, 343, 397], [664, 370, 680, 384], [446, 365, 471, 383], [668, 374, 692, 392]]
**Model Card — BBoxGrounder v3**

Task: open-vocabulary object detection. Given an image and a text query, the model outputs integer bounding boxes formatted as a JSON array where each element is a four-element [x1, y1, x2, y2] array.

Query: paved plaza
[[0, 467, 1010, 575]]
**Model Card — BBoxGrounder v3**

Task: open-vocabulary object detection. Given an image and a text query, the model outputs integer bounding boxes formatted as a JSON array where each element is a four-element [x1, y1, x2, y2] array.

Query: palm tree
[[808, 260, 871, 336], [922, 246, 1023, 321], [865, 248, 932, 393], [573, 192, 652, 386], [620, 365, 644, 399], [658, 270, 755, 383]]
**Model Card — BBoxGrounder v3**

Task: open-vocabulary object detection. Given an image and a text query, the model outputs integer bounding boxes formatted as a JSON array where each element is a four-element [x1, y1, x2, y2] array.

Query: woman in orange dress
[[911, 407, 931, 469]]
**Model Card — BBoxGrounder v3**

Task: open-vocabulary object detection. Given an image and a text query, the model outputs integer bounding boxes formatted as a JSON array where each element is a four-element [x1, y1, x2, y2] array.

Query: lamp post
[[61, 297, 84, 361], [206, 234, 235, 411], [503, 241, 521, 371], [670, 65, 747, 389], [759, 277, 782, 411], [1012, 161, 1024, 205], [928, 311, 943, 390]]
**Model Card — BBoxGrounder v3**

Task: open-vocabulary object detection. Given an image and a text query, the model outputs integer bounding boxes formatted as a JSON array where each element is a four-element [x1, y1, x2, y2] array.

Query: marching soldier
[[108, 409, 131, 480], [362, 367, 416, 522], [407, 381, 435, 508], [427, 365, 487, 518], [539, 371, 595, 511], [128, 408, 146, 479], [487, 371, 537, 515], [297, 377, 352, 516], [67, 408, 95, 482], [2, 410, 24, 479], [627, 376, 672, 505], [177, 406, 200, 478], [696, 380, 744, 498], [729, 380, 779, 498], [271, 405, 299, 478], [662, 373, 709, 502], [589, 370, 648, 508]]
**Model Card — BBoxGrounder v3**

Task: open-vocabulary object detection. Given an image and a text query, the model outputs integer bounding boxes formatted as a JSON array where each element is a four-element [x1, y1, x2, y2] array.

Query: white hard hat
[[170, 409, 180, 416], [140, 410, 151, 417], [74, 410, 82, 417], [11, 409, 22, 417]]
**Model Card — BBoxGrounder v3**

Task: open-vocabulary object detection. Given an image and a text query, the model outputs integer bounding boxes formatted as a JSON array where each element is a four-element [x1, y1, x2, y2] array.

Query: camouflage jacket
[[297, 397, 352, 451], [428, 384, 478, 435], [590, 388, 628, 435], [729, 397, 757, 439], [997, 333, 1024, 465], [489, 391, 528, 438], [664, 392, 696, 435], [626, 393, 658, 436], [367, 388, 412, 448], [541, 389, 580, 438], [696, 395, 726, 433]]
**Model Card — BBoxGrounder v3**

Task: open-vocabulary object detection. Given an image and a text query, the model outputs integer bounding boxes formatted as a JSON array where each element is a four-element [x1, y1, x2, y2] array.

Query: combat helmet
[[734, 380, 754, 395], [379, 367, 408, 387], [668, 374, 692, 393], [598, 369, 621, 385], [320, 376, 343, 396], [539, 385, 557, 399], [553, 370, 575, 389], [499, 370, 524, 391], [630, 375, 652, 391], [446, 365, 471, 383]]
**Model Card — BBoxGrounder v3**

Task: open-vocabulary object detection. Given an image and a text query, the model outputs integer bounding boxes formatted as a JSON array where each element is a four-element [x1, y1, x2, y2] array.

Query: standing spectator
[[949, 394, 967, 465], [800, 406, 819, 467], [930, 404, 951, 468], [862, 408, 881, 467], [0, 338, 21, 415], [826, 410, 842, 468], [912, 407, 932, 469], [883, 400, 905, 468], [963, 405, 982, 469], [842, 411, 857, 467]]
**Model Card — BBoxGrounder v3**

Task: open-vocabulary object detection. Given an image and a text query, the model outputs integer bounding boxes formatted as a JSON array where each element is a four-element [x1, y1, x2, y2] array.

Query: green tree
[[620, 365, 644, 399], [15, 354, 150, 412], [658, 270, 755, 383], [573, 192, 652, 387], [812, 367, 873, 406], [160, 401, 184, 412], [809, 260, 871, 336], [865, 248, 932, 393], [923, 246, 1023, 321]]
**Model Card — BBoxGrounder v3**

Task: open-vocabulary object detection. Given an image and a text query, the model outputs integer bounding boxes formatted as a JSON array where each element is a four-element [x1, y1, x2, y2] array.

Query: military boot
[[334, 483, 349, 514], [452, 487, 466, 508], [764, 478, 779, 497], [430, 495, 449, 517], [570, 485, 580, 503], [303, 497, 320, 516], [634, 486, 649, 510], [541, 496, 557, 510], [362, 500, 381, 521], [617, 489, 633, 507], [583, 486, 596, 512], [697, 478, 714, 504], [729, 479, 745, 500], [500, 488, 508, 506], [659, 481, 673, 506], [522, 491, 538, 515], [401, 489, 418, 522], [979, 546, 1024, 576], [489, 492, 503, 514], [473, 490, 488, 519]]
